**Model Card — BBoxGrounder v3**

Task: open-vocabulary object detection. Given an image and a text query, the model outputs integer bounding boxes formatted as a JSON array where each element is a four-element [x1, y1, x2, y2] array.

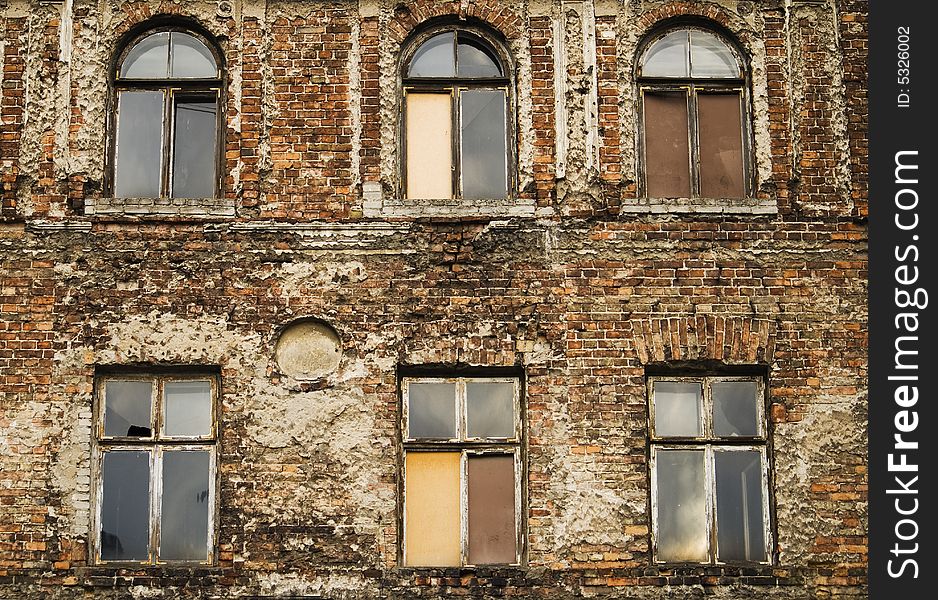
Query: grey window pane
[[408, 32, 455, 77], [164, 381, 213, 437], [466, 382, 514, 438], [655, 449, 708, 561], [160, 451, 211, 561], [652, 381, 702, 437], [100, 451, 150, 561], [689, 30, 740, 78], [457, 37, 502, 77], [698, 93, 746, 198], [712, 381, 760, 437], [715, 450, 766, 562], [169, 32, 218, 78], [114, 91, 164, 198], [104, 380, 153, 437], [408, 382, 457, 439], [641, 30, 689, 77], [460, 89, 507, 199], [171, 99, 217, 198], [120, 32, 170, 78]]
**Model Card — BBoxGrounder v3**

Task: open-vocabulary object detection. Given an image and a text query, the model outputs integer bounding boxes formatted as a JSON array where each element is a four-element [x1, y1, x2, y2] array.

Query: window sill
[[363, 186, 538, 219], [85, 197, 236, 218], [619, 197, 777, 216]]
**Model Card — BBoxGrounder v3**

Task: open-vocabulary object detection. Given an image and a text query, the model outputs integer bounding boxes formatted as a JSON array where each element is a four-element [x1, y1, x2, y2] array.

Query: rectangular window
[[402, 377, 521, 566], [648, 376, 771, 564], [94, 373, 217, 564]]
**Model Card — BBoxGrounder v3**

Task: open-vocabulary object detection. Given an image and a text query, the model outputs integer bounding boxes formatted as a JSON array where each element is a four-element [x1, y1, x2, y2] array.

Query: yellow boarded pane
[[406, 93, 453, 199], [405, 452, 461, 566]]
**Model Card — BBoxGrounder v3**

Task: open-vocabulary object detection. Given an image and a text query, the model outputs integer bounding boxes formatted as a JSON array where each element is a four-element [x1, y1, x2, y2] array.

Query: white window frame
[[647, 375, 772, 565], [92, 373, 219, 565], [401, 376, 523, 567]]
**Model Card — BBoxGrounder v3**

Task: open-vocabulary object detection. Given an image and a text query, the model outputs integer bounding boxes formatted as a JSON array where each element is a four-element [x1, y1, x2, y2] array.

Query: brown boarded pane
[[405, 452, 461, 566], [643, 92, 691, 198], [698, 93, 745, 198], [406, 93, 453, 199], [468, 454, 516, 564]]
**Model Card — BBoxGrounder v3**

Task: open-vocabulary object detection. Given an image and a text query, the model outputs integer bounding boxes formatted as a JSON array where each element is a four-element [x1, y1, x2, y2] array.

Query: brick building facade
[[0, 0, 867, 598]]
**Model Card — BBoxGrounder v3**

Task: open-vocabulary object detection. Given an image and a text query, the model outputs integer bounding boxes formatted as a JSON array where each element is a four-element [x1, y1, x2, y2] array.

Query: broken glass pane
[[689, 30, 740, 78], [652, 381, 701, 437], [120, 32, 170, 79], [641, 30, 689, 78], [712, 380, 760, 437], [457, 37, 502, 77], [460, 89, 507, 199], [715, 450, 766, 562], [100, 451, 150, 561], [169, 33, 218, 78], [655, 449, 707, 561], [171, 99, 217, 198], [408, 32, 455, 77], [164, 380, 213, 437], [114, 91, 164, 198], [468, 454, 516, 564], [466, 381, 514, 438], [408, 382, 457, 438], [160, 450, 211, 561], [104, 380, 153, 437]]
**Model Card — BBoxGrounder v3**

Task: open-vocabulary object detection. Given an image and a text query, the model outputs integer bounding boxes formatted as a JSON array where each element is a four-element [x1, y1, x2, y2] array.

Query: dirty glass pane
[[468, 455, 516, 564], [406, 93, 453, 199], [641, 30, 689, 77], [114, 91, 164, 198], [169, 32, 218, 78], [408, 382, 457, 439], [712, 380, 760, 437], [643, 92, 691, 198], [698, 93, 745, 198], [460, 89, 507, 199], [120, 32, 170, 78], [457, 36, 502, 77], [652, 381, 702, 437], [715, 450, 766, 562], [160, 451, 211, 561], [655, 449, 707, 562], [466, 381, 515, 438], [689, 30, 740, 78], [164, 381, 213, 437], [171, 99, 217, 198], [408, 32, 455, 77], [104, 380, 153, 437], [405, 452, 461, 566], [100, 451, 150, 561]]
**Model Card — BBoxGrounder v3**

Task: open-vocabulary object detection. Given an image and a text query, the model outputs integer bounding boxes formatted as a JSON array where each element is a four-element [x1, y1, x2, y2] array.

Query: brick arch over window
[[630, 316, 777, 365], [386, 2, 524, 47]]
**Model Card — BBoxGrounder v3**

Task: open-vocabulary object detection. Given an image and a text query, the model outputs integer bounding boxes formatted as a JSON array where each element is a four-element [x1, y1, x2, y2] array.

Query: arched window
[[637, 26, 749, 199], [402, 28, 511, 200], [111, 28, 222, 198]]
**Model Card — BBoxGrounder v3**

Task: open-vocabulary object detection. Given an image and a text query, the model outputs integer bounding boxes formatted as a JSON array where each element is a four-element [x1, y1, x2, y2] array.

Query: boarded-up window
[[402, 377, 521, 566], [698, 93, 745, 198], [638, 27, 748, 198], [406, 93, 453, 199], [649, 376, 770, 564], [403, 29, 511, 200], [643, 92, 691, 198], [96, 374, 217, 564]]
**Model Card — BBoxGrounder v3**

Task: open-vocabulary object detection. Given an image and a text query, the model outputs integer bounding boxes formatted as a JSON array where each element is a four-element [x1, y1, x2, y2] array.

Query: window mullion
[[452, 86, 461, 198], [688, 85, 701, 197], [460, 449, 469, 565], [706, 445, 716, 564], [150, 446, 160, 564], [162, 88, 174, 198]]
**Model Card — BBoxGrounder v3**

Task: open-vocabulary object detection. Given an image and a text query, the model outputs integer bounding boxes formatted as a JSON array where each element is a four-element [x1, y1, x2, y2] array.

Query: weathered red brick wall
[[0, 0, 867, 597]]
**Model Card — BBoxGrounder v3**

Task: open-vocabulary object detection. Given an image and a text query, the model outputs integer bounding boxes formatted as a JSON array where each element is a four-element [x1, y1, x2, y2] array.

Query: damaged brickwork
[[1, 0, 866, 598]]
